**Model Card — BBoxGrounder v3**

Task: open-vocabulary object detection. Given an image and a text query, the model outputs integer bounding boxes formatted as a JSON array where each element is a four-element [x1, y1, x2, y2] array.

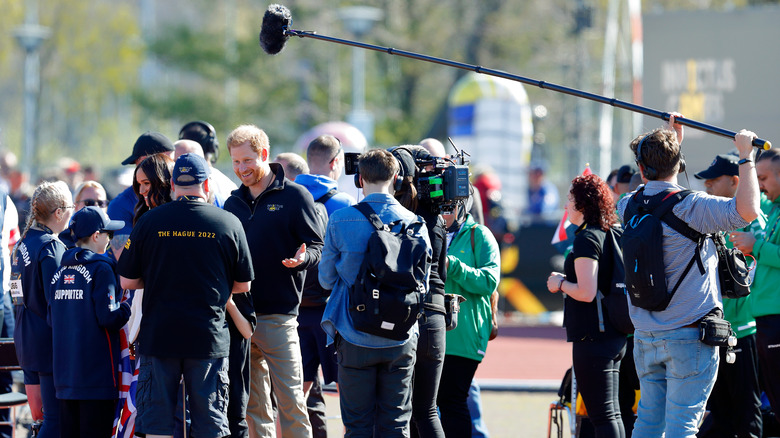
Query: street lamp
[[13, 17, 50, 180], [338, 6, 383, 145]]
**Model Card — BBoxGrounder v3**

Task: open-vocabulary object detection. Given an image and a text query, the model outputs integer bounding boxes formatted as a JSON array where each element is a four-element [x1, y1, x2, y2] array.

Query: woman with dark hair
[[547, 173, 627, 438], [132, 153, 174, 225]]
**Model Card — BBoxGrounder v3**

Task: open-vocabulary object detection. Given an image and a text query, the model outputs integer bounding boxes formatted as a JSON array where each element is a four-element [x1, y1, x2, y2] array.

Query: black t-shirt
[[118, 199, 254, 358], [562, 224, 620, 342]]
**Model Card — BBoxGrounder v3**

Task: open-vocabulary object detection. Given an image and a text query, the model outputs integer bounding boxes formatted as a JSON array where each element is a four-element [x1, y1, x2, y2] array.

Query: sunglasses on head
[[81, 199, 108, 208]]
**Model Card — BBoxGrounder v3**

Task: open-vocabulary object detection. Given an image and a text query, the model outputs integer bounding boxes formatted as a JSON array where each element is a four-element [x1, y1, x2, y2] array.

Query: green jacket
[[724, 213, 765, 338], [444, 215, 501, 362], [751, 197, 780, 318]]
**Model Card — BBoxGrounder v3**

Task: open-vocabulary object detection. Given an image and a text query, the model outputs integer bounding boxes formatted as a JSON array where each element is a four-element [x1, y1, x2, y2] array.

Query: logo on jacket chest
[[267, 204, 283, 212]]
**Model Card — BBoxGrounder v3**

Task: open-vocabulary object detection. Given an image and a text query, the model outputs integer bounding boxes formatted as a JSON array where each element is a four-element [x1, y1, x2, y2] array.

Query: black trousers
[[60, 399, 116, 438], [697, 333, 762, 438], [437, 354, 480, 438], [618, 336, 639, 438], [757, 315, 780, 420], [307, 377, 328, 438], [572, 336, 626, 438], [411, 311, 446, 438]]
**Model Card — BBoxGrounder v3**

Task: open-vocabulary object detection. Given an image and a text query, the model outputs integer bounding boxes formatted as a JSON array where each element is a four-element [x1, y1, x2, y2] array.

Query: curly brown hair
[[570, 174, 618, 231]]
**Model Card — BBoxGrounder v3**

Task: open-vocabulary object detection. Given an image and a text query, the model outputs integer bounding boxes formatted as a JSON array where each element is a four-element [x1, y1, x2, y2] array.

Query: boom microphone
[[259, 4, 291, 55], [258, 4, 771, 150]]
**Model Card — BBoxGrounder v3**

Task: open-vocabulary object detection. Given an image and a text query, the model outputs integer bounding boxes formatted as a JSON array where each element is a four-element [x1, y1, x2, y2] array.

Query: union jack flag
[[113, 289, 138, 438], [64, 274, 75, 284]]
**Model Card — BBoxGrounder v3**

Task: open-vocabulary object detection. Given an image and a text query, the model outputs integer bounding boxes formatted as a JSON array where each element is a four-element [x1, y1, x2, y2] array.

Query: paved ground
[[323, 390, 572, 437], [13, 322, 572, 437], [322, 323, 574, 437]]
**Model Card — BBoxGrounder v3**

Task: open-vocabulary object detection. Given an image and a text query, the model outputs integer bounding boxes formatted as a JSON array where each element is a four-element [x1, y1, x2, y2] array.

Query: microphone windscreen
[[259, 4, 291, 55]]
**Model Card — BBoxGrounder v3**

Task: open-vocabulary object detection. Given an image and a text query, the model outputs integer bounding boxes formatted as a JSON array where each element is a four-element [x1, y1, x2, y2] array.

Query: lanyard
[[177, 195, 203, 202], [35, 223, 54, 234]]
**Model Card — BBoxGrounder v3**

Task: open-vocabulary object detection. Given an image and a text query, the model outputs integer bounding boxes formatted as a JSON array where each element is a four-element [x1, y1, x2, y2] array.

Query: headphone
[[354, 172, 400, 191], [179, 121, 219, 163], [635, 133, 686, 180], [353, 148, 406, 192]]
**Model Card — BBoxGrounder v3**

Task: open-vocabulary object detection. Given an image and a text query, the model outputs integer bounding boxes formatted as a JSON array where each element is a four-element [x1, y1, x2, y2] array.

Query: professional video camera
[[344, 141, 471, 212]]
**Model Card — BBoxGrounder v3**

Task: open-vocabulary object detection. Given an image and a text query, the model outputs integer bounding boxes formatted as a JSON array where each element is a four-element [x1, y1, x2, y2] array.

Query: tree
[[0, 0, 142, 170]]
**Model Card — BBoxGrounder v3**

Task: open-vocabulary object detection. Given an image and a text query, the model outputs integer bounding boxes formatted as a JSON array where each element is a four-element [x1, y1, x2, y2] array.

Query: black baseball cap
[[616, 165, 637, 183], [694, 154, 739, 180], [122, 132, 174, 165]]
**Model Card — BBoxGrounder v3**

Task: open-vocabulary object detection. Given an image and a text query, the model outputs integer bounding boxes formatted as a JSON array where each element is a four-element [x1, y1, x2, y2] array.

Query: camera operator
[[389, 146, 448, 438]]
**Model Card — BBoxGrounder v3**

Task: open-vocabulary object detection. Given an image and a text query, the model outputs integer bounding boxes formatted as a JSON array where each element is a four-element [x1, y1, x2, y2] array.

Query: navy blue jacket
[[49, 247, 131, 400], [224, 163, 324, 316], [12, 229, 64, 373]]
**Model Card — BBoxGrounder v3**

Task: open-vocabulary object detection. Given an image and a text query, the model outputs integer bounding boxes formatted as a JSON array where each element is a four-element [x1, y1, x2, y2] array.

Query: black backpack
[[349, 202, 431, 341], [622, 188, 707, 311], [596, 227, 634, 334]]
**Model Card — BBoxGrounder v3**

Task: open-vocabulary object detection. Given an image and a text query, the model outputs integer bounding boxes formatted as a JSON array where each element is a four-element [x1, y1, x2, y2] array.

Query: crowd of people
[[2, 111, 778, 438], [0, 121, 501, 438], [548, 114, 780, 438]]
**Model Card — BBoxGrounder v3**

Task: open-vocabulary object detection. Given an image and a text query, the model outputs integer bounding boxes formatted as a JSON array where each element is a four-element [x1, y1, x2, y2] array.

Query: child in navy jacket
[[48, 206, 130, 438]]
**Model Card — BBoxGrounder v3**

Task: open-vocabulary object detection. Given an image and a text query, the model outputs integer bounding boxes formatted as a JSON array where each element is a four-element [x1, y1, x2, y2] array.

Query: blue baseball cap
[[173, 153, 210, 186], [70, 206, 124, 241]]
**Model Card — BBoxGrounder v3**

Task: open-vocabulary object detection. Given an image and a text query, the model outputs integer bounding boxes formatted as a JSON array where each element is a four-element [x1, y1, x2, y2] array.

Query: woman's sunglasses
[[81, 199, 108, 208]]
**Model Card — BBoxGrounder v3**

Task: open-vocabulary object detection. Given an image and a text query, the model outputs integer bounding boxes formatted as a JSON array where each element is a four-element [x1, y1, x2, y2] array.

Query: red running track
[[474, 325, 571, 382]]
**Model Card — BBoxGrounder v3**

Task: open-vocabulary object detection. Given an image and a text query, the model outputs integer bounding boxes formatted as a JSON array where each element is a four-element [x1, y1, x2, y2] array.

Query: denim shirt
[[319, 193, 430, 348]]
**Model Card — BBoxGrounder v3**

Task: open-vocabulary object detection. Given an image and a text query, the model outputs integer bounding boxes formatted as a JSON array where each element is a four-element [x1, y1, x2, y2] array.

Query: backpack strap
[[625, 189, 706, 306], [316, 188, 338, 204], [654, 190, 707, 276], [354, 202, 385, 231], [595, 227, 621, 333]]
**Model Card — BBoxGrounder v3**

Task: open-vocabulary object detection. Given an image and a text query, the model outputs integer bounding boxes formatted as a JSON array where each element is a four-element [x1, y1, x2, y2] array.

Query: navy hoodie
[[49, 247, 131, 400], [12, 229, 64, 373]]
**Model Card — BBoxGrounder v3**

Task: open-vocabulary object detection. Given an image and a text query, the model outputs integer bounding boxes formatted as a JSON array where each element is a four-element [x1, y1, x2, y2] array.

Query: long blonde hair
[[13, 181, 71, 259]]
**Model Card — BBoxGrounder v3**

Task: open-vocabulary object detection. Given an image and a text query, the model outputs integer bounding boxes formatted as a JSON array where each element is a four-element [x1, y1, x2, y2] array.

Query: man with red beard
[[224, 124, 323, 438]]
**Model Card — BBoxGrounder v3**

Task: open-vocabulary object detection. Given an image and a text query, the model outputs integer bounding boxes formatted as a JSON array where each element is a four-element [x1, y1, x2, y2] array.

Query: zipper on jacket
[[245, 183, 283, 220]]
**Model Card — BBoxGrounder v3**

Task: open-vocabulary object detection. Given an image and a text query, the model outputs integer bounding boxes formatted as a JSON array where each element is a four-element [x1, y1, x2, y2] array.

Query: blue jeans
[[632, 328, 718, 438], [336, 334, 417, 438], [467, 380, 490, 438]]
